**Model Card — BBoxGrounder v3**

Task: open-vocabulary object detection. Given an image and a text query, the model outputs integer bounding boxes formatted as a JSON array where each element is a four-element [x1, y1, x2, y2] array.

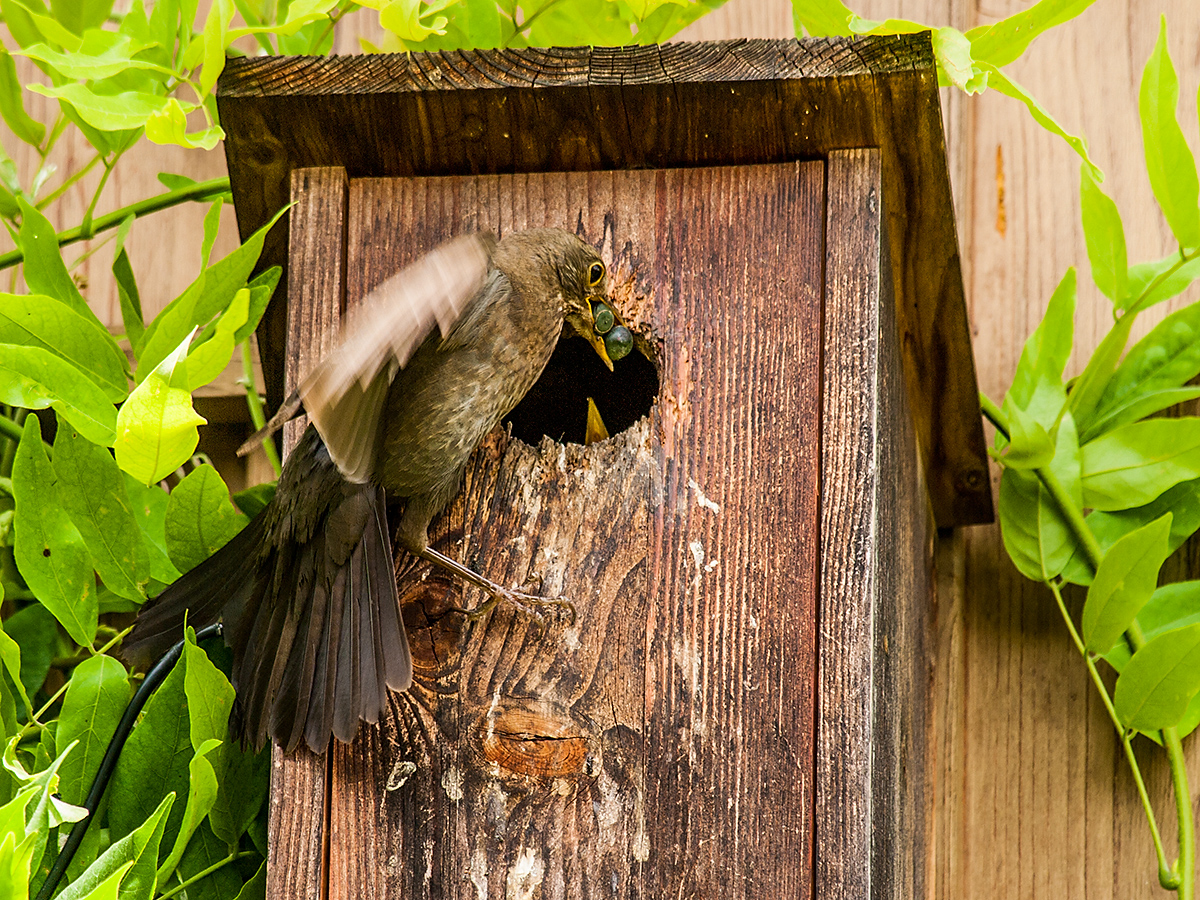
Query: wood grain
[[817, 149, 933, 900], [216, 35, 991, 528], [309, 162, 823, 897], [265, 166, 349, 900]]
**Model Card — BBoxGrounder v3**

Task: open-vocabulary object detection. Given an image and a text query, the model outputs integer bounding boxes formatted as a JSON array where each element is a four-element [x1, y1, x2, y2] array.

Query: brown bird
[[124, 228, 632, 753]]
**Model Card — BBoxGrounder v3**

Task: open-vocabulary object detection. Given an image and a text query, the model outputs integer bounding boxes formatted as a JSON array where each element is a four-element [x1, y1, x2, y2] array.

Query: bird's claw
[[452, 585, 576, 627]]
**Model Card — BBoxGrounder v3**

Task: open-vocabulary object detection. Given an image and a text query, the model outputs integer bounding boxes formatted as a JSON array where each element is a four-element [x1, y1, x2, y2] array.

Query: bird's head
[[549, 233, 634, 372]]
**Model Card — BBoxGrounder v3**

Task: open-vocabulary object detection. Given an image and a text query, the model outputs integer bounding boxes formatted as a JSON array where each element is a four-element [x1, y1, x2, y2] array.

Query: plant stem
[[0, 178, 231, 272], [983, 391, 1197, 896], [35, 152, 103, 210], [1050, 581, 1175, 883], [239, 340, 281, 477], [158, 851, 258, 899]]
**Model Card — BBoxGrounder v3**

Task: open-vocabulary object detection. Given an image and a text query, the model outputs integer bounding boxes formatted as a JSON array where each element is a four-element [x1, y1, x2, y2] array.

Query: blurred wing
[[300, 232, 495, 483]]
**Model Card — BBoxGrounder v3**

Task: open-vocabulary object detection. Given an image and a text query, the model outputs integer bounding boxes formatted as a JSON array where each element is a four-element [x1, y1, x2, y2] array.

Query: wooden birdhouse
[[218, 34, 990, 900]]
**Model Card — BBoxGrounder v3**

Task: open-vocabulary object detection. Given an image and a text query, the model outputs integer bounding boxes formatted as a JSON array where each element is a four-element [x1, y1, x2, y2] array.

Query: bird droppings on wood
[[385, 758, 417, 790], [688, 478, 722, 514], [506, 848, 546, 900], [441, 766, 464, 801]]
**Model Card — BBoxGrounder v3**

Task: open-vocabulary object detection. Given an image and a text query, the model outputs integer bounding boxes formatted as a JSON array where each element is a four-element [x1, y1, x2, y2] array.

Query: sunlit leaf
[[115, 333, 207, 485], [1082, 513, 1170, 654], [0, 47, 44, 147], [1068, 312, 1134, 435], [1079, 165, 1127, 302], [1123, 252, 1200, 312], [18, 30, 159, 80], [53, 794, 173, 900], [966, 0, 1097, 69], [792, 0, 854, 36], [0, 343, 117, 446], [1005, 267, 1074, 427], [0, 294, 127, 402], [16, 198, 94, 322], [27, 82, 165, 132], [1139, 17, 1200, 249], [1081, 418, 1200, 511], [1115, 623, 1200, 731]]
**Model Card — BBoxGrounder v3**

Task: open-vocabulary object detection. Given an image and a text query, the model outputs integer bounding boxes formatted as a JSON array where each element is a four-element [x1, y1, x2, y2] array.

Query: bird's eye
[[588, 262, 605, 286]]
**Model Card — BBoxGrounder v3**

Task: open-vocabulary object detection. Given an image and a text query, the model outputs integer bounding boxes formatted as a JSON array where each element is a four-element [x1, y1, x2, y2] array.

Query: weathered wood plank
[[217, 35, 991, 528], [315, 161, 822, 897], [817, 149, 933, 900], [266, 166, 348, 900]]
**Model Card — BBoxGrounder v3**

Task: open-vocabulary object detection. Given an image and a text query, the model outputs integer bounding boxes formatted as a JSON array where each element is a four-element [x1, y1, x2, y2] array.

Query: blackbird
[[124, 228, 629, 753]]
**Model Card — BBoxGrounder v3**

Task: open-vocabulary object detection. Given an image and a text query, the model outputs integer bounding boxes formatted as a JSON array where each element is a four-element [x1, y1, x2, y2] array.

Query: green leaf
[[791, 0, 854, 36], [109, 657, 190, 845], [1084, 300, 1200, 442], [0, 294, 128, 403], [114, 334, 207, 485], [1068, 312, 1135, 437], [2, 603, 58, 706], [208, 739, 266, 847], [53, 427, 147, 600], [0, 344, 117, 446], [998, 413, 1080, 581], [155, 737, 220, 885], [1081, 418, 1200, 511], [1105, 580, 1200, 671], [966, 0, 1098, 69], [1139, 17, 1200, 249], [232, 482, 274, 518], [50, 0, 115, 34], [1005, 267, 1074, 426], [18, 30, 158, 80], [198, 0, 234, 97], [26, 82, 165, 133], [981, 63, 1102, 181], [55, 655, 129, 806], [165, 465, 247, 575], [186, 289, 248, 391], [1082, 513, 1171, 654], [0, 48, 44, 147], [55, 793, 173, 900], [16, 198, 93, 322], [236, 266, 280, 343], [175, 820, 244, 899], [1114, 622, 1200, 731], [1079, 165, 1127, 302], [136, 207, 286, 381], [10, 0, 83, 49], [12, 417, 97, 647], [181, 631, 234, 750], [200, 197, 223, 269], [997, 399, 1054, 468], [0, 618, 31, 719], [1124, 252, 1200, 313], [64, 860, 132, 900], [125, 475, 182, 584], [113, 220, 146, 357], [1063, 479, 1200, 585], [143, 98, 223, 151]]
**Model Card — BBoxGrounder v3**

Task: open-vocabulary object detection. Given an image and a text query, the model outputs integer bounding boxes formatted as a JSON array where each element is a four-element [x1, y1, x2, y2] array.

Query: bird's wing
[[293, 232, 494, 483]]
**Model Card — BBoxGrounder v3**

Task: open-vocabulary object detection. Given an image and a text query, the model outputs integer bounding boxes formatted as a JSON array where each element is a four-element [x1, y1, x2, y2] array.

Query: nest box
[[219, 34, 990, 900]]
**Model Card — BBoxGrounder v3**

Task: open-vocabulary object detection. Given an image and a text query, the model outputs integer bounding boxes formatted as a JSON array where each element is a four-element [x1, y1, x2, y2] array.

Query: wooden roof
[[218, 34, 992, 527]]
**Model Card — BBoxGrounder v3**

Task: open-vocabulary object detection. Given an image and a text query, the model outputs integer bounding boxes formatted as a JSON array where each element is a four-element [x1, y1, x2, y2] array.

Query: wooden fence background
[[5, 0, 1200, 896]]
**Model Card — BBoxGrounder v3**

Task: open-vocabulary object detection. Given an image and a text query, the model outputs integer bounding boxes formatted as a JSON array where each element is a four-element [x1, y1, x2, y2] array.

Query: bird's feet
[[417, 546, 576, 627]]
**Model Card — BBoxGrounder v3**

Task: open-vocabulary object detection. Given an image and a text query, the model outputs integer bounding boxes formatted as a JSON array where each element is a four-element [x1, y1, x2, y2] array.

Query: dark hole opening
[[506, 333, 659, 446]]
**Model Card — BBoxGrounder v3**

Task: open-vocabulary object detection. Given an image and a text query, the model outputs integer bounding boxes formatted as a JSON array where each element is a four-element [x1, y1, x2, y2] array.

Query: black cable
[[34, 623, 224, 900]]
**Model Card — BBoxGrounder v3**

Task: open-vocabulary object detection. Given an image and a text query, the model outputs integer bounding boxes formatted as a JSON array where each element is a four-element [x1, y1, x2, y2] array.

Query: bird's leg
[[416, 546, 576, 625]]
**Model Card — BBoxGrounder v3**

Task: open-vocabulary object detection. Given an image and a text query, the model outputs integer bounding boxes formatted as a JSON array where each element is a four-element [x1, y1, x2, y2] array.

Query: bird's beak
[[585, 294, 616, 371], [587, 332, 615, 371]]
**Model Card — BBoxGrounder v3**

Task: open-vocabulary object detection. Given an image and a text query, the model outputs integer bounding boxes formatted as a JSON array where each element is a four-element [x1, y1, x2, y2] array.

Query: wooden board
[[265, 166, 349, 900], [216, 35, 991, 529], [817, 149, 933, 900], [272, 161, 826, 897]]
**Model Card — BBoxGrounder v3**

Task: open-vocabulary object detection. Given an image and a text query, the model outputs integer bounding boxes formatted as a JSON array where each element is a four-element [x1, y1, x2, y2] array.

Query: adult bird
[[124, 228, 633, 754]]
